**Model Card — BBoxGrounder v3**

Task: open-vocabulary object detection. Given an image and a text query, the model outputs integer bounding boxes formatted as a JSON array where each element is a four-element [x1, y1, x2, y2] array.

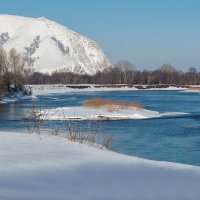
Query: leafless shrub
[[51, 128, 60, 136], [63, 120, 113, 149], [22, 104, 113, 149], [22, 100, 59, 137], [22, 101, 48, 136], [100, 135, 113, 149], [61, 108, 108, 147]]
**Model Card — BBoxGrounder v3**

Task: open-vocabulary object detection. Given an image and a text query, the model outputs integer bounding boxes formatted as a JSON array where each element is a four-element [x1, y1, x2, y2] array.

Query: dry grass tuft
[[22, 102, 114, 149], [83, 98, 143, 112], [62, 109, 113, 149], [187, 87, 200, 91]]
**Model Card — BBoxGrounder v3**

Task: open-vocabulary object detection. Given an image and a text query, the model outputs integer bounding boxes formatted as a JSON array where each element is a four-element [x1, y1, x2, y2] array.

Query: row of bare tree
[[1, 46, 200, 99], [25, 61, 200, 85]]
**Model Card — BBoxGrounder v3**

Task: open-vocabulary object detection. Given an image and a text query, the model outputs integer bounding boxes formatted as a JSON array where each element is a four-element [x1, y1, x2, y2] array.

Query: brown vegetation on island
[[187, 87, 200, 91], [22, 102, 113, 149], [84, 98, 143, 112]]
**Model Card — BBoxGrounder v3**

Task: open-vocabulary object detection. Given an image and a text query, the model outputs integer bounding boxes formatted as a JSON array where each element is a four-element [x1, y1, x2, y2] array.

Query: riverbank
[[0, 131, 200, 200], [26, 84, 188, 95]]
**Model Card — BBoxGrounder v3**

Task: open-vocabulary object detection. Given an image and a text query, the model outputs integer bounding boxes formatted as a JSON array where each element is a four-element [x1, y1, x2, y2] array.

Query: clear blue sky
[[0, 0, 200, 71]]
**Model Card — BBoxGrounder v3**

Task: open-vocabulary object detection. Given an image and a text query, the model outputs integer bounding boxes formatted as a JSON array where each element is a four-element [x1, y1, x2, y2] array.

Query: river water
[[0, 90, 200, 166]]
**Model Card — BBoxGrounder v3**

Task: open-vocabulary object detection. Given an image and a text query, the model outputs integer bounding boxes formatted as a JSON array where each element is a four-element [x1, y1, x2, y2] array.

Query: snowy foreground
[[0, 131, 200, 200]]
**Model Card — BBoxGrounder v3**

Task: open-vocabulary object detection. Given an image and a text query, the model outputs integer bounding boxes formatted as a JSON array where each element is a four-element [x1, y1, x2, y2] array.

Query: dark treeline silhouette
[[25, 61, 200, 85]]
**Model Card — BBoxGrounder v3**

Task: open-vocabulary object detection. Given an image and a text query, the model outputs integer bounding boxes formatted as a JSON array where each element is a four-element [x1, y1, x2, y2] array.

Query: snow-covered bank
[[148, 86, 187, 90], [0, 131, 200, 200], [40, 106, 188, 120], [185, 89, 200, 93], [26, 84, 187, 96], [26, 84, 139, 95]]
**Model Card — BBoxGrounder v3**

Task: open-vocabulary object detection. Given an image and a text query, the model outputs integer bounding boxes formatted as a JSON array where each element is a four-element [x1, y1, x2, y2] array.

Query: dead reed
[[187, 87, 200, 91], [83, 98, 143, 112], [22, 103, 113, 149]]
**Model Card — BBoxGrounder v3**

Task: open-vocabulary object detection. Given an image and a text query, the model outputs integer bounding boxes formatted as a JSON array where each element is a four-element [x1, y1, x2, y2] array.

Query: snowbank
[[40, 106, 188, 120], [27, 84, 187, 96], [185, 89, 200, 93], [26, 84, 139, 95], [148, 86, 187, 90], [0, 131, 200, 200]]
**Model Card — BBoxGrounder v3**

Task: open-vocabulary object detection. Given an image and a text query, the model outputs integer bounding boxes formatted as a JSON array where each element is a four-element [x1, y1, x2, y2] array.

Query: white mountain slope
[[0, 14, 112, 75]]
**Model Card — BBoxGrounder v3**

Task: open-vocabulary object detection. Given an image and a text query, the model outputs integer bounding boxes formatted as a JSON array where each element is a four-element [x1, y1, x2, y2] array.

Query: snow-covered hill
[[0, 14, 112, 75]]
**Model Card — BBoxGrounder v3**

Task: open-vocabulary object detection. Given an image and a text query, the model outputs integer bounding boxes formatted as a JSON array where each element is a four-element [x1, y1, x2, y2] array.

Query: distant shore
[[1, 84, 199, 104], [26, 84, 192, 95]]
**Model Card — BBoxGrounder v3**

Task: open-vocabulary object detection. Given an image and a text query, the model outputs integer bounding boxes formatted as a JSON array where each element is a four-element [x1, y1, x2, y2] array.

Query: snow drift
[[41, 106, 188, 120], [0, 131, 200, 200]]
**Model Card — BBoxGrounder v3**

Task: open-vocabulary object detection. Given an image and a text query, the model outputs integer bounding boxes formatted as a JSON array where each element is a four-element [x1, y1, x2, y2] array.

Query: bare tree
[[115, 60, 136, 84], [158, 64, 176, 73], [0, 47, 27, 95], [0, 47, 8, 75], [8, 48, 25, 90], [0, 47, 8, 94]]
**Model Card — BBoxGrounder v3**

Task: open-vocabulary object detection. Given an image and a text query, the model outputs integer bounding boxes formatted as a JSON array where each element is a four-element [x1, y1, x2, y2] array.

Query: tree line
[[1, 45, 200, 100], [25, 61, 200, 86]]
